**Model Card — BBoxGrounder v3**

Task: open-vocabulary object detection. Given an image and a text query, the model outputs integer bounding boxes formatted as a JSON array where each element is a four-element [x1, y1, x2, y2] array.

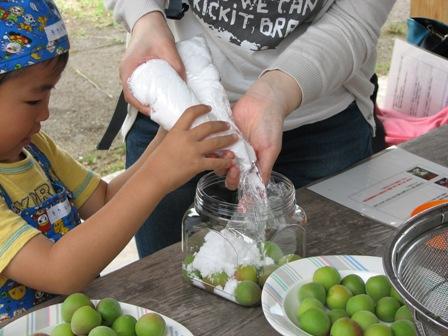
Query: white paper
[[383, 39, 448, 117], [308, 148, 448, 227]]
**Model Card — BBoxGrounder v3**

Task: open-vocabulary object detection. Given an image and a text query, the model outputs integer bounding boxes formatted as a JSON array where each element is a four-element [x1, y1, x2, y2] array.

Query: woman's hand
[[120, 11, 185, 114], [226, 70, 302, 188], [147, 105, 238, 193]]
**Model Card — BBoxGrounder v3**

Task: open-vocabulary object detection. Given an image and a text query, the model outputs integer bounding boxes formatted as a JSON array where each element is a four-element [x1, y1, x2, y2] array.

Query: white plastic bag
[[128, 36, 256, 173]]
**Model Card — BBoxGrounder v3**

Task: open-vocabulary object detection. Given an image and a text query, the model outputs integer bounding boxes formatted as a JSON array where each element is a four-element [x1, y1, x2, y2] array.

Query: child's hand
[[149, 126, 168, 149], [146, 105, 238, 192]]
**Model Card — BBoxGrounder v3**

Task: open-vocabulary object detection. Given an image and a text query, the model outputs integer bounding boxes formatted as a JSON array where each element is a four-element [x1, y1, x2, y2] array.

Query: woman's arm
[[78, 128, 167, 219], [225, 0, 395, 187], [105, 1, 185, 113], [104, 0, 163, 33], [263, 0, 396, 107]]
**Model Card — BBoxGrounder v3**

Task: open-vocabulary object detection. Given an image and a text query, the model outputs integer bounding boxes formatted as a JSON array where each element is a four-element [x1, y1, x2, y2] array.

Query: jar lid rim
[[194, 172, 297, 218]]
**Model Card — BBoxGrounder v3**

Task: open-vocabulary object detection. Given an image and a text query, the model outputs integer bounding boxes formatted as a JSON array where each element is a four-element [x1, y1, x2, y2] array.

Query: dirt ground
[[44, 18, 126, 175], [44, 0, 410, 176]]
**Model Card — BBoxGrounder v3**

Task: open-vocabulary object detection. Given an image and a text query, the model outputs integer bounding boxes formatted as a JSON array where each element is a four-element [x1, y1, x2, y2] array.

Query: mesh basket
[[384, 202, 448, 336]]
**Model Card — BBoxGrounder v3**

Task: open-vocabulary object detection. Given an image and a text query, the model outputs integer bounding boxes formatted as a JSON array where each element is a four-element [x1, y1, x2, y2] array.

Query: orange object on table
[[411, 199, 448, 251], [410, 199, 448, 216]]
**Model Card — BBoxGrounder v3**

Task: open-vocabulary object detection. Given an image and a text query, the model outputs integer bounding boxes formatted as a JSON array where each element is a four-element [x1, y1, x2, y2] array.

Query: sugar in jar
[[182, 171, 306, 306]]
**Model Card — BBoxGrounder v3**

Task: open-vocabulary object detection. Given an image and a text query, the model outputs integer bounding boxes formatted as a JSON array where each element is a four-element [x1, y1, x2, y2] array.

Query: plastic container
[[182, 171, 306, 306]]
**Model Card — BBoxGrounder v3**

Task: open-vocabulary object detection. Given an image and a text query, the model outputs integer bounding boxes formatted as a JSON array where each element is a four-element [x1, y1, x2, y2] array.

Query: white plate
[[0, 300, 194, 336], [261, 255, 384, 336]]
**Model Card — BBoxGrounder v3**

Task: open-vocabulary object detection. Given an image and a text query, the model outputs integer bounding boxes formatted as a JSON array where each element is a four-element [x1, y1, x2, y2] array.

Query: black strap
[[97, 91, 128, 150], [165, 0, 189, 20]]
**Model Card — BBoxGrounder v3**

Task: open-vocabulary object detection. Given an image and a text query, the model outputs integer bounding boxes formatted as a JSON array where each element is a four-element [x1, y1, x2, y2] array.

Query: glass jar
[[182, 171, 306, 306]]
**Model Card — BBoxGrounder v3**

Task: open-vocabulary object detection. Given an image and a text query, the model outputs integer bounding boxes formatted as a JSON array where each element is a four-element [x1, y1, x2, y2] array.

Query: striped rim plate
[[0, 300, 194, 336], [261, 255, 384, 336]]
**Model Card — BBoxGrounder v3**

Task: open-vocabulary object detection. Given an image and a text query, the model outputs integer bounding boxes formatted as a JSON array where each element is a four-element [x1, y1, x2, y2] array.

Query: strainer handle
[[414, 309, 427, 336]]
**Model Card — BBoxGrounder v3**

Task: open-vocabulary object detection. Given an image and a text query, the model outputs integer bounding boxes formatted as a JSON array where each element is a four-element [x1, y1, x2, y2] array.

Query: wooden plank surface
[[411, 0, 448, 23]]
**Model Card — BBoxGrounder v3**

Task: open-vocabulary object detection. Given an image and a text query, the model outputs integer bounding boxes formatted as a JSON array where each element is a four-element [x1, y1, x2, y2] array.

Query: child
[[0, 0, 236, 321]]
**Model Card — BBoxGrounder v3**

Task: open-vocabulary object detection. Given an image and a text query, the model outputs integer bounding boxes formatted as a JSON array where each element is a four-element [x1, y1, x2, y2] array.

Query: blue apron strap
[[25, 143, 56, 183], [0, 145, 56, 212], [0, 144, 57, 213], [165, 0, 189, 20], [0, 184, 14, 210], [26, 143, 74, 200]]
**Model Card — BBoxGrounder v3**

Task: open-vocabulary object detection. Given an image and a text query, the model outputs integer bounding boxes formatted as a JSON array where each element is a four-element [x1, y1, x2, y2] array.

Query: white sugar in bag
[[128, 59, 209, 130], [128, 36, 256, 173], [177, 37, 257, 173]]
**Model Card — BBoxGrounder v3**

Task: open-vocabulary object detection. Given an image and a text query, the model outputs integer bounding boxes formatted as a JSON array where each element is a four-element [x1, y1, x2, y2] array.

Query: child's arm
[[2, 105, 236, 294], [78, 126, 167, 219]]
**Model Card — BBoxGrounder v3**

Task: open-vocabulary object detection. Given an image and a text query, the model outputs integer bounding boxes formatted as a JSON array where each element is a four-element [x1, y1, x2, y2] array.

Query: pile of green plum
[[295, 266, 416, 336], [183, 240, 301, 307], [38, 293, 166, 336]]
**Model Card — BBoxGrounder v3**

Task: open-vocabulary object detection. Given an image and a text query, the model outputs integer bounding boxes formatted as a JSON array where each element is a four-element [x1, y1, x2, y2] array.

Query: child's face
[[0, 62, 61, 163]]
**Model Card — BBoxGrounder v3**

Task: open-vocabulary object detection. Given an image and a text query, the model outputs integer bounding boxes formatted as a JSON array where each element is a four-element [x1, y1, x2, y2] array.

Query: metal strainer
[[384, 202, 448, 336]]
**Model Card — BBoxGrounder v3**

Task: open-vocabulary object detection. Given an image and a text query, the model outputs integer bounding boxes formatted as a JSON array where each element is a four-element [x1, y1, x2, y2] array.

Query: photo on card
[[435, 177, 448, 188], [407, 167, 438, 180]]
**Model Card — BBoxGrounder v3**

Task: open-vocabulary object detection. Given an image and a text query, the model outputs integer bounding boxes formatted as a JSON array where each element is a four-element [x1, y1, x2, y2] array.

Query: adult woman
[[105, 0, 395, 257]]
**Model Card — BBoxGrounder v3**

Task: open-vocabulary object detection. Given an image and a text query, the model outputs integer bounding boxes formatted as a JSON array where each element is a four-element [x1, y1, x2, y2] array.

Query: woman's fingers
[[257, 149, 277, 185], [166, 54, 186, 80], [123, 87, 151, 115], [119, 50, 152, 114]]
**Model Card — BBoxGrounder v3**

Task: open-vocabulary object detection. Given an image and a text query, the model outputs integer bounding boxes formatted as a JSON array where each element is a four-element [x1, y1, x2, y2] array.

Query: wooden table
[[81, 126, 448, 335], [411, 0, 448, 24], [5, 126, 448, 334]]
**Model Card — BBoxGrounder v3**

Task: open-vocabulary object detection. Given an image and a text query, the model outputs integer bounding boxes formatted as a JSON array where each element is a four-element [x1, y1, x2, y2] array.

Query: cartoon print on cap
[[1, 31, 31, 58], [0, 0, 69, 73]]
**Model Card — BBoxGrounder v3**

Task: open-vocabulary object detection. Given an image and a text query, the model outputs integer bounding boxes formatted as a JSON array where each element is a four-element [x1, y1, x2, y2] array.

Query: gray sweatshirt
[[105, 0, 395, 137]]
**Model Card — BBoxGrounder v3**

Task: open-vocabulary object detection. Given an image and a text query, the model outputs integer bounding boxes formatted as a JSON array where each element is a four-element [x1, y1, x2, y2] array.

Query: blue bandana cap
[[0, 0, 69, 74]]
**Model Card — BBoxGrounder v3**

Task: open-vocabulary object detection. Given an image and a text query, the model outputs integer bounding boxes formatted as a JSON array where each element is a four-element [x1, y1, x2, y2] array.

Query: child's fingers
[[199, 134, 238, 154], [205, 153, 219, 159], [220, 150, 236, 160], [225, 166, 240, 190], [214, 167, 227, 176], [174, 104, 211, 130], [191, 120, 231, 140], [202, 157, 234, 173], [213, 151, 235, 176]]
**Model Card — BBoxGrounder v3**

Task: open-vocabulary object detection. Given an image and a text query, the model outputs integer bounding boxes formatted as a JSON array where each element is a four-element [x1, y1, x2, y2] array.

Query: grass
[[383, 22, 407, 37], [375, 21, 407, 76], [54, 1, 123, 176], [54, 0, 113, 27], [78, 144, 126, 177], [375, 62, 391, 77]]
